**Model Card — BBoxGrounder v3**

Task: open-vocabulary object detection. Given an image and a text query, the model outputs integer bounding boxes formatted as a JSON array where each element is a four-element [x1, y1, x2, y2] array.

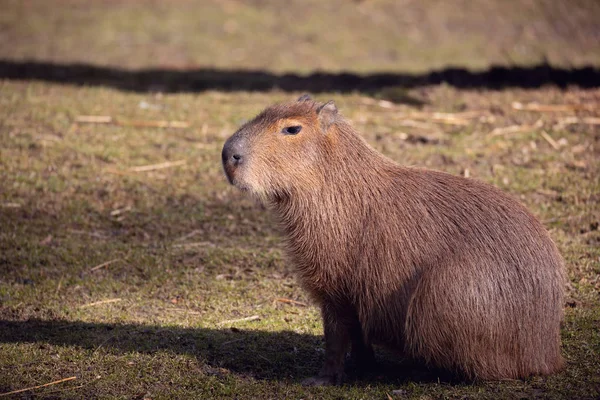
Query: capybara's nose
[[222, 135, 246, 166], [222, 135, 247, 184]]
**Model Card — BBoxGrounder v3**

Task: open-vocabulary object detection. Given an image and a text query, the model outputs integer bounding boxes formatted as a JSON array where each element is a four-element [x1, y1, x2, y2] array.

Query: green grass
[[1, 82, 598, 399], [1, 1, 600, 398]]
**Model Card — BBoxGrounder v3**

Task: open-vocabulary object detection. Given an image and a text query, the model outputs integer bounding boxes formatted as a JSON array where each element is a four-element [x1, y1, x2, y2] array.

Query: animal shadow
[[0, 318, 456, 386]]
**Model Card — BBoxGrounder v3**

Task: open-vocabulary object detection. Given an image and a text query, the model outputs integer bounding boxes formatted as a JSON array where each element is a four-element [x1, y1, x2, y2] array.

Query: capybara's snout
[[222, 133, 247, 184]]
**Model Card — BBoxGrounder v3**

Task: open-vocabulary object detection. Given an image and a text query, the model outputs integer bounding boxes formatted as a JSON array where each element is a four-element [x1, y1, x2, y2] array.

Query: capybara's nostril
[[222, 134, 246, 168]]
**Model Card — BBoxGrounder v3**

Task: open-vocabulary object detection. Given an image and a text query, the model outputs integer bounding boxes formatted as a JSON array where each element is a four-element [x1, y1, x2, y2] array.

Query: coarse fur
[[221, 96, 565, 385]]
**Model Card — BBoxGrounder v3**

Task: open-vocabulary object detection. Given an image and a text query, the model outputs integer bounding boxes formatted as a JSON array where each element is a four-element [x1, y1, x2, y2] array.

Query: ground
[[0, 1, 599, 399]]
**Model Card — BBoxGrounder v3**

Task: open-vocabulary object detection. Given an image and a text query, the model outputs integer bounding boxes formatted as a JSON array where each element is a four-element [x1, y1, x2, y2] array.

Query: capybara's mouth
[[222, 164, 251, 192], [222, 162, 236, 185]]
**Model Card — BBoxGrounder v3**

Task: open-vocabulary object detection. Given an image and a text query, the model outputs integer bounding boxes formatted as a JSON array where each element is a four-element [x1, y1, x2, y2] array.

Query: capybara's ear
[[317, 101, 338, 132], [297, 94, 312, 102]]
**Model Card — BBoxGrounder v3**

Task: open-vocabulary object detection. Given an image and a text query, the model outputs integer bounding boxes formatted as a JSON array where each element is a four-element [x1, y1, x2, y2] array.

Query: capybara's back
[[222, 96, 565, 384]]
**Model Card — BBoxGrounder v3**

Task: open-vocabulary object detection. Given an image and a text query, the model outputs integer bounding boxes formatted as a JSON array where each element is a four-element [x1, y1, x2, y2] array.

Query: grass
[[1, 1, 599, 398]]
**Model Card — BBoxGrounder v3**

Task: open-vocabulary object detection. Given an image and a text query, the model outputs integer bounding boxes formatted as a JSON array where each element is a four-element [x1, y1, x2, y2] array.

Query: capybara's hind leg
[[405, 261, 564, 380], [404, 263, 524, 380]]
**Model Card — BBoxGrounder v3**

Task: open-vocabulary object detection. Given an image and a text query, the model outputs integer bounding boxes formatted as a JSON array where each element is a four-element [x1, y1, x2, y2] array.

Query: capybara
[[221, 95, 565, 385]]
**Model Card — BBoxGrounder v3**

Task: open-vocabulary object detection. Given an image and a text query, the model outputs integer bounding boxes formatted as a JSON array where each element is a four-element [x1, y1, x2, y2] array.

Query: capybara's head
[[222, 95, 339, 199]]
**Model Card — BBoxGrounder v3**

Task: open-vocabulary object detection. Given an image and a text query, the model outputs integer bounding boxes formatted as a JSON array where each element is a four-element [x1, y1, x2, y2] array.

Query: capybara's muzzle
[[222, 134, 247, 184]]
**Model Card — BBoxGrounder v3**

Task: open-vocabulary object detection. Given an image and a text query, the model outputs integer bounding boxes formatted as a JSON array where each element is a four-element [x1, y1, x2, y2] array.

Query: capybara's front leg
[[302, 304, 350, 386], [349, 321, 375, 372]]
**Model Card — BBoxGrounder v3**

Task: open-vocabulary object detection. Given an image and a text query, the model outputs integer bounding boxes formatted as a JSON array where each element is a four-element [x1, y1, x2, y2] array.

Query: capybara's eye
[[282, 126, 302, 135]]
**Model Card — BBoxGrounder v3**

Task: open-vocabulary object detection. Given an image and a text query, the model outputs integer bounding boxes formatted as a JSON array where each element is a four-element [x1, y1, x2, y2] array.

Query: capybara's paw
[[351, 349, 376, 371], [301, 373, 343, 386]]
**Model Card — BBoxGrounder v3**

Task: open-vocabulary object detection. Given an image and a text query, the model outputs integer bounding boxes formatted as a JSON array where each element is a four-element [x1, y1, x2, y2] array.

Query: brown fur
[[221, 96, 565, 385]]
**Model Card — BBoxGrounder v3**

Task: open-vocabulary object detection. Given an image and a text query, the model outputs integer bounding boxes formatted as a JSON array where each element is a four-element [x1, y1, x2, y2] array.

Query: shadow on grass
[[0, 318, 452, 385], [1, 60, 599, 95], [0, 190, 272, 250]]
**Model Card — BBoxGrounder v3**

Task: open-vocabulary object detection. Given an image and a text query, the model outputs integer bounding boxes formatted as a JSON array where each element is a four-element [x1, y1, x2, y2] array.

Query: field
[[1, 1, 599, 398]]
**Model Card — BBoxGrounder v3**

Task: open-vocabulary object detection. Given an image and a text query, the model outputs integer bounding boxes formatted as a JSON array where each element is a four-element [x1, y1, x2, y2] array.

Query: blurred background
[[1, 0, 599, 91], [1, 1, 599, 398]]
